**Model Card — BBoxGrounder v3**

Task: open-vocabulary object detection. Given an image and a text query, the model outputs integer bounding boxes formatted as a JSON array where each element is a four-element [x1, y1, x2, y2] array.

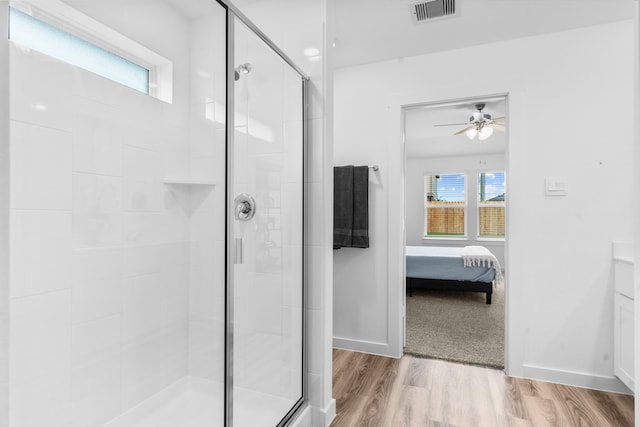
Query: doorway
[[402, 95, 508, 369]]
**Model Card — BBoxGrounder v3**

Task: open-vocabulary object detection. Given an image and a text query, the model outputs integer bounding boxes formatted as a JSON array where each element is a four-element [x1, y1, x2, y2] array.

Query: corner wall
[[334, 20, 635, 393], [634, 1, 640, 424], [0, 4, 9, 426]]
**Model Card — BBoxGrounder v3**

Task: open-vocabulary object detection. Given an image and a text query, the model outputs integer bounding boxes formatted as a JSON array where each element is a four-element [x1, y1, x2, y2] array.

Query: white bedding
[[406, 246, 465, 258]]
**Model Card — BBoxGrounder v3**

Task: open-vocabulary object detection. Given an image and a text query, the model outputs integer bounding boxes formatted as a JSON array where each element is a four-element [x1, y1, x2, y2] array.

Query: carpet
[[404, 283, 504, 369]]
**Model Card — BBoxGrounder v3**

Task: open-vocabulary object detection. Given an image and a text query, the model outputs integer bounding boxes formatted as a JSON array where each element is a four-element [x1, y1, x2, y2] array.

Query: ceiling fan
[[435, 103, 506, 141]]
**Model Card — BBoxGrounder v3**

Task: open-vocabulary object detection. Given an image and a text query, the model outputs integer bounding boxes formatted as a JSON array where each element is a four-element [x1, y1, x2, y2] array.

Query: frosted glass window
[[8, 7, 149, 94]]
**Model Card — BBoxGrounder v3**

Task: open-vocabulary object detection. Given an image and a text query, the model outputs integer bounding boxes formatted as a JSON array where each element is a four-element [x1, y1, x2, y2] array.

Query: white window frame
[[476, 170, 506, 241], [9, 0, 173, 103], [423, 172, 468, 240]]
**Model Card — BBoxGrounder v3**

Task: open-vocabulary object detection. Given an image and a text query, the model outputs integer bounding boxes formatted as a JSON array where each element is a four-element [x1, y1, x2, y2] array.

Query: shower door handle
[[234, 194, 256, 221], [234, 238, 244, 264]]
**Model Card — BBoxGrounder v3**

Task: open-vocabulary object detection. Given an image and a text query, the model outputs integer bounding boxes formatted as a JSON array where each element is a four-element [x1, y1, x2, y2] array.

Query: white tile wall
[[123, 146, 163, 213], [122, 212, 164, 245], [306, 117, 324, 184], [306, 181, 324, 246], [282, 244, 303, 310], [281, 183, 304, 247], [160, 132, 190, 182], [305, 245, 323, 311], [0, 10, 9, 423], [121, 266, 188, 411], [233, 331, 282, 395], [189, 264, 221, 323], [9, 47, 73, 132], [280, 305, 303, 399], [10, 121, 72, 211], [188, 322, 224, 382], [72, 113, 123, 177], [72, 173, 122, 248], [186, 10, 227, 393], [10, 211, 72, 299], [71, 314, 121, 427], [8, 4, 199, 423], [283, 120, 304, 184], [10, 290, 72, 427], [72, 248, 123, 324]]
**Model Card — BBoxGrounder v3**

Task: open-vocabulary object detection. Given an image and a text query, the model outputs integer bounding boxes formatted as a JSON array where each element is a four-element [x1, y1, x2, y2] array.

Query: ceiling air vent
[[410, 0, 456, 23]]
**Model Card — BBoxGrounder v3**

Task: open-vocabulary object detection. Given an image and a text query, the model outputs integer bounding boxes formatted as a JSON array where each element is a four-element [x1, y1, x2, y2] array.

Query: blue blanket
[[406, 246, 495, 283]]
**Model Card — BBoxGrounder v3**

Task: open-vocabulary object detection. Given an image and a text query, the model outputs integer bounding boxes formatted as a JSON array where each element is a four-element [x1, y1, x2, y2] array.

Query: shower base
[[102, 376, 296, 427]]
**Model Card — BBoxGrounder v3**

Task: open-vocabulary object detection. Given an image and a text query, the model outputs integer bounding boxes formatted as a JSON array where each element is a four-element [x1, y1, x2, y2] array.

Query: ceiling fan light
[[478, 126, 494, 141], [465, 128, 478, 140]]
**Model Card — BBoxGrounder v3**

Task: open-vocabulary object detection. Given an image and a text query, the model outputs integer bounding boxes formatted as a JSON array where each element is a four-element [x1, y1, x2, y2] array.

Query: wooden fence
[[426, 202, 504, 236], [479, 206, 505, 236]]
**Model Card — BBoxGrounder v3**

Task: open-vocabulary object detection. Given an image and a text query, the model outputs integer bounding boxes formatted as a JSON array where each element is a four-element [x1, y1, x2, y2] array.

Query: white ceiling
[[330, 0, 633, 159], [404, 96, 507, 159], [330, 0, 634, 70]]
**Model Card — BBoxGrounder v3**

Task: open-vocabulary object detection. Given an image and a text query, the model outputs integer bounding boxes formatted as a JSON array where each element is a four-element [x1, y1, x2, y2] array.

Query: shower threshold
[[101, 376, 296, 427]]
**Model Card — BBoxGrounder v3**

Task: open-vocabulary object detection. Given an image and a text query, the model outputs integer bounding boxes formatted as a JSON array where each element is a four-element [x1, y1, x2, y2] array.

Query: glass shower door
[[229, 16, 305, 427]]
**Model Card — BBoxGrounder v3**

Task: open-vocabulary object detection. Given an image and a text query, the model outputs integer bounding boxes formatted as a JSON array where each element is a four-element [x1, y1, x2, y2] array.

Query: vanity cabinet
[[613, 242, 634, 392]]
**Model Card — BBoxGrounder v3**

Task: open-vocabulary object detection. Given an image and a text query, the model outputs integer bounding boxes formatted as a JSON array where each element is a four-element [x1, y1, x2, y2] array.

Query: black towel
[[333, 165, 369, 249], [333, 166, 354, 248], [351, 166, 369, 248]]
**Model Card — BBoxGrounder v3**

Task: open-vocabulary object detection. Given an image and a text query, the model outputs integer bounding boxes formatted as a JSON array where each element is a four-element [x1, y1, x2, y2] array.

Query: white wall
[[634, 2, 639, 425], [405, 154, 505, 266], [0, 4, 9, 426], [334, 20, 635, 393]]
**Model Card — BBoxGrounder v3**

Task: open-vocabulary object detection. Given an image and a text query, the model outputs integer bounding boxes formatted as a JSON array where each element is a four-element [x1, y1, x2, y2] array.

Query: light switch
[[545, 176, 567, 196]]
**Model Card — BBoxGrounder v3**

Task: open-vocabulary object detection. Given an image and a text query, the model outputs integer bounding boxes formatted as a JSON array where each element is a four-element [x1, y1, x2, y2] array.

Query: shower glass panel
[[230, 16, 305, 427]]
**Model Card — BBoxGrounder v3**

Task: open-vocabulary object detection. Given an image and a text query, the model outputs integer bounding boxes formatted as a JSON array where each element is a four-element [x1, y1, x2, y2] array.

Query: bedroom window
[[478, 171, 505, 238], [424, 173, 466, 237]]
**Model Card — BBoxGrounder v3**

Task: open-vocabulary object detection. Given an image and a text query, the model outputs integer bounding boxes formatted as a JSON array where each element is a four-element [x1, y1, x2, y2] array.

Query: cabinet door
[[614, 293, 634, 392]]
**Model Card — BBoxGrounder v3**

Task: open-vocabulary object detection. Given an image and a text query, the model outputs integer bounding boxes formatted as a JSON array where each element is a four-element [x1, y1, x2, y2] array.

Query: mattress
[[406, 246, 496, 283]]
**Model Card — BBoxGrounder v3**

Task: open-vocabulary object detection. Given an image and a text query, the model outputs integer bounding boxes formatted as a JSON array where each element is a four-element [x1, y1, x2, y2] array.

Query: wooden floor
[[331, 349, 634, 427]]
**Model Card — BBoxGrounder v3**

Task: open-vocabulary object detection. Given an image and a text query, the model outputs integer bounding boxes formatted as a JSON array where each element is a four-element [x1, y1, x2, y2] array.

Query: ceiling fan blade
[[434, 122, 469, 127], [491, 124, 506, 131], [492, 117, 505, 122], [454, 125, 475, 135]]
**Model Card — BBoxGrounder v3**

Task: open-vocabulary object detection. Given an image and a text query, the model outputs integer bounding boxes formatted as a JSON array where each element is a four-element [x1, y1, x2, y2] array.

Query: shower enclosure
[[6, 0, 307, 426], [228, 10, 306, 427]]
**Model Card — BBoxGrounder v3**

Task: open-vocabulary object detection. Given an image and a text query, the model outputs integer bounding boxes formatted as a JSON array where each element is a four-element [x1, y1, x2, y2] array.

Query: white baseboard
[[521, 364, 633, 395], [310, 398, 336, 427], [332, 337, 399, 358]]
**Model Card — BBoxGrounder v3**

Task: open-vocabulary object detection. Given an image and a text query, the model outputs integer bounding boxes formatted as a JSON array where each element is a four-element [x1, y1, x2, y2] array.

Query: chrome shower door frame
[[219, 2, 309, 426]]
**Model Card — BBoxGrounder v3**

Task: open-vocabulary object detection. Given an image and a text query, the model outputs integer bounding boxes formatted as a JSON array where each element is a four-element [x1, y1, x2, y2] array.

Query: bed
[[405, 246, 501, 304]]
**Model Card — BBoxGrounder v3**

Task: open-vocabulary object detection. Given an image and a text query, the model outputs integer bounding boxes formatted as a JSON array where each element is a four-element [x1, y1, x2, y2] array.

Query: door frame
[[393, 92, 510, 371]]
